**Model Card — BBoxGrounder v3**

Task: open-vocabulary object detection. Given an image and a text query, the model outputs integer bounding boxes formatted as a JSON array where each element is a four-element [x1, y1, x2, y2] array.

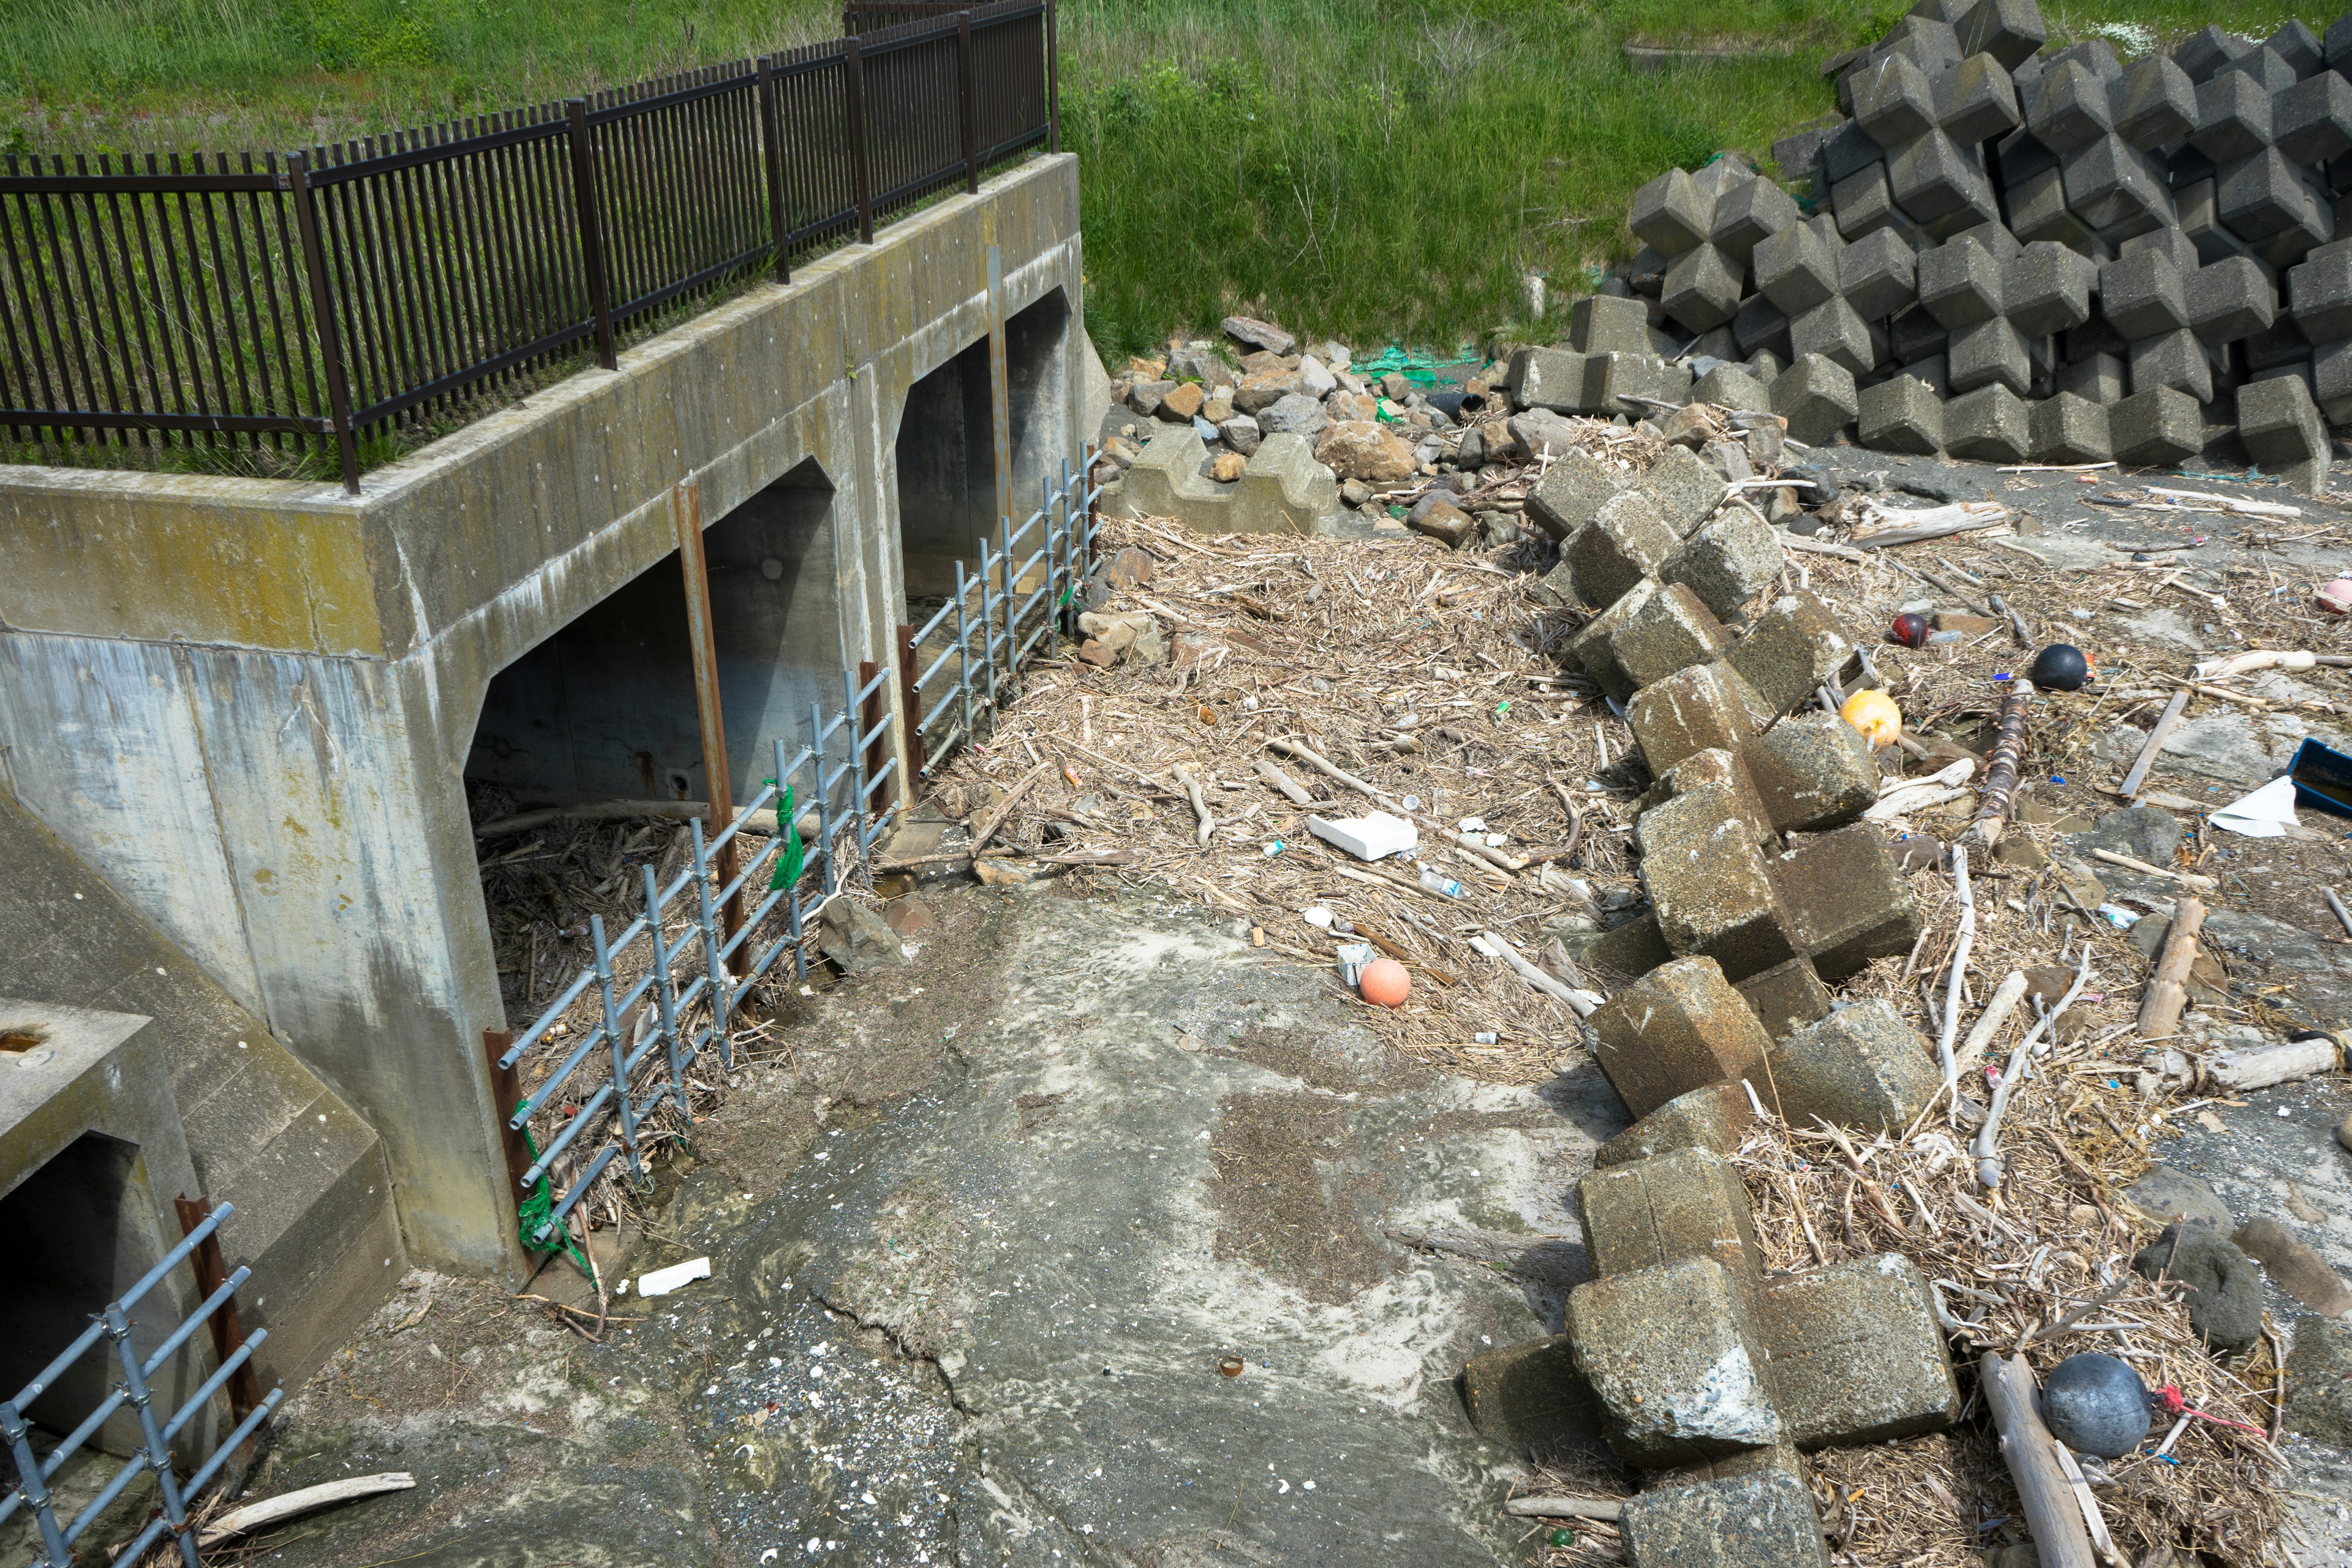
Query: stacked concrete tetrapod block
[[1621, 0, 2352, 492]]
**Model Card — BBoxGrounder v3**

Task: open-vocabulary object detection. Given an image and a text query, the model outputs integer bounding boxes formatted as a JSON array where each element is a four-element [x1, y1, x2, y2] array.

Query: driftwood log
[[1977, 1354, 2097, 1568], [1966, 684, 2032, 845], [2137, 897, 2207, 1041]]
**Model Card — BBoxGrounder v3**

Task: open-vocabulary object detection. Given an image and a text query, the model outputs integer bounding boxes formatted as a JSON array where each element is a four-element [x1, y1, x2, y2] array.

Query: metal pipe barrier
[[0, 1202, 281, 1568]]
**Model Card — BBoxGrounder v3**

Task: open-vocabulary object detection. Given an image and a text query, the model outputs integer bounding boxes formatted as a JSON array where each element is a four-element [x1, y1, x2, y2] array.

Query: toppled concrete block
[[1571, 490, 1684, 608], [1768, 823, 1922, 980], [1642, 444, 1731, 537], [1639, 786, 1800, 982], [1770, 354, 1859, 445], [1581, 1146, 1765, 1289], [1856, 374, 1945, 454], [1508, 346, 1592, 413], [1619, 1467, 1830, 1568], [1566, 1259, 1782, 1467], [1692, 363, 1774, 413], [1594, 1080, 1754, 1170], [1735, 956, 1835, 1039], [1460, 1334, 1609, 1463], [1588, 352, 1695, 418], [1740, 710, 1877, 833], [1770, 998, 1942, 1131], [1567, 578, 1664, 701], [1632, 167, 1716, 256], [1759, 1254, 1961, 1447], [1525, 450, 1626, 540], [1726, 592, 1857, 717], [1589, 958, 1774, 1119], [1663, 505, 1784, 620], [1611, 582, 1734, 689], [2238, 372, 2331, 494], [1584, 911, 1675, 979], [1575, 293, 1656, 355], [1653, 747, 1774, 847], [1630, 662, 1765, 775]]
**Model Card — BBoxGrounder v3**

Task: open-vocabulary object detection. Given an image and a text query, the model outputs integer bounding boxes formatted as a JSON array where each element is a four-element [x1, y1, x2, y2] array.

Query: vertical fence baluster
[[757, 55, 791, 283], [589, 914, 638, 1178], [957, 12, 980, 195], [689, 817, 733, 1068], [1046, 0, 1061, 154], [843, 37, 873, 243], [954, 559, 974, 745], [998, 511, 1017, 694], [285, 151, 360, 492], [777, 736, 807, 982], [107, 1303, 199, 1568], [643, 865, 688, 1114], [2, 1401, 69, 1566], [565, 99, 618, 369]]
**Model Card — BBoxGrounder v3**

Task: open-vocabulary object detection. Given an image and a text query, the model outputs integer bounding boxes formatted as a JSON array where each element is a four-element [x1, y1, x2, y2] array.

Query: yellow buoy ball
[[1840, 688, 1904, 749]]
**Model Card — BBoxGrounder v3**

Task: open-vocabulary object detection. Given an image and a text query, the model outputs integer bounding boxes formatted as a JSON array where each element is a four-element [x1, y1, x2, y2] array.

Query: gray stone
[[1506, 406, 1585, 465], [1566, 1259, 1781, 1467], [1942, 382, 2029, 461], [1257, 391, 1328, 437], [1948, 317, 2032, 394], [1218, 413, 1262, 456], [820, 899, 910, 973], [2286, 1315, 2352, 1446], [1619, 1469, 1830, 1568], [1525, 450, 1626, 540], [1664, 507, 1783, 620], [1856, 374, 1945, 453], [1726, 592, 1856, 717], [2109, 385, 2203, 465], [1664, 244, 1747, 334], [1754, 221, 1839, 316], [2133, 1221, 2264, 1352], [1759, 1254, 1960, 1447], [1839, 226, 1920, 321], [1642, 445, 1731, 537], [1769, 998, 1942, 1132], [1588, 963, 1773, 1121], [1770, 355, 1859, 445], [2040, 1352, 2152, 1459], [2234, 1217, 2352, 1314], [2029, 391, 2112, 463]]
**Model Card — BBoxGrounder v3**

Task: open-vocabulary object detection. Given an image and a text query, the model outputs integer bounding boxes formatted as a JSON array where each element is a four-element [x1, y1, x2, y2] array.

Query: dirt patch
[[1205, 1090, 1393, 1304], [1209, 1022, 1428, 1096]]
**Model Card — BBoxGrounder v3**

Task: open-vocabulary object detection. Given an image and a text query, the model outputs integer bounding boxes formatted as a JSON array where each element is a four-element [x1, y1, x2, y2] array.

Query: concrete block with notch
[[1768, 823, 1922, 981], [1957, 0, 2046, 69], [2267, 18, 2324, 77], [2006, 164, 2098, 249], [1727, 591, 1858, 717], [1525, 450, 1623, 541], [1693, 363, 1774, 414], [1759, 1255, 1962, 1448], [1753, 221, 1839, 317], [2220, 43, 2299, 94], [2029, 392, 2114, 462], [2192, 69, 2275, 164], [1890, 304, 1949, 364], [1579, 1150, 1763, 1315], [2218, 149, 2316, 243], [2188, 254, 2280, 344], [1588, 352, 1695, 418], [1619, 1469, 1831, 1568], [1632, 167, 1715, 257], [1880, 13, 1963, 75], [2027, 57, 2114, 153], [1938, 52, 2021, 144], [1740, 709, 1878, 834], [1458, 1335, 1606, 1464], [1587, 962, 1774, 1123], [1856, 373, 1945, 453], [2318, 335, 2352, 422], [2062, 135, 2173, 236], [2109, 385, 2206, 465], [1640, 783, 1800, 982], [1664, 507, 1784, 620], [1821, 121, 1885, 187], [2292, 244, 2352, 345], [1573, 293, 1654, 356], [1595, 1080, 1754, 1170], [2055, 350, 2126, 403], [1735, 295, 1794, 362], [1832, 161, 1899, 241], [2175, 24, 2253, 86], [2245, 317, 2314, 371], [1947, 316, 2032, 394], [1855, 51, 1940, 147], [1736, 956, 1836, 1041], [2277, 70, 2352, 165], [2237, 372, 2330, 494], [2330, 13, 2352, 77], [1710, 178, 1801, 267], [1629, 661, 1765, 774], [1664, 244, 1746, 334], [1888, 130, 1991, 227], [1611, 582, 1733, 689], [1917, 238, 2005, 328], [1770, 354, 1859, 445], [1994, 124, 2060, 186], [1566, 1259, 1782, 1468], [2129, 326, 2215, 400], [2101, 247, 2188, 338], [1791, 296, 1877, 375], [2112, 53, 2197, 151], [1585, 911, 1675, 980], [2177, 177, 2273, 274], [1654, 747, 1776, 848], [1571, 489, 1684, 608], [1900, 353, 1954, 396], [1770, 998, 1942, 1131], [1643, 444, 1731, 537], [1507, 346, 1591, 414], [2005, 240, 2096, 336], [1569, 579, 1663, 701], [1942, 382, 2029, 461]]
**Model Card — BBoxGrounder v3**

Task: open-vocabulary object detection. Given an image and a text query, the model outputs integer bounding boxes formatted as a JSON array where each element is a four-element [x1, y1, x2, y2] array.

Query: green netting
[[766, 781, 805, 890], [515, 1116, 594, 1276]]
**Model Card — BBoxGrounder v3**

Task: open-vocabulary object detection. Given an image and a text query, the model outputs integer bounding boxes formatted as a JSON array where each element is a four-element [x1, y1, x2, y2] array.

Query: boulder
[[1315, 421, 1417, 483]]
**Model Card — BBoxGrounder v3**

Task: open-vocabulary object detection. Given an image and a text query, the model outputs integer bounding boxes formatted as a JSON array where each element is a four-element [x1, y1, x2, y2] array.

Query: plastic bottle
[[1418, 867, 1465, 899]]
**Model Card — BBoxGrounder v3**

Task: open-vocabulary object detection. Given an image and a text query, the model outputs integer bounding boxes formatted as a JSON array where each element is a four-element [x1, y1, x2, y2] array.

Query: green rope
[[766, 780, 805, 890], [514, 1115, 593, 1276]]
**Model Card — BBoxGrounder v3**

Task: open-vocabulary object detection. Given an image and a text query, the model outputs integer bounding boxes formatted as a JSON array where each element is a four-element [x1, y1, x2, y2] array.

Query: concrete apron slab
[[241, 883, 1621, 1567]]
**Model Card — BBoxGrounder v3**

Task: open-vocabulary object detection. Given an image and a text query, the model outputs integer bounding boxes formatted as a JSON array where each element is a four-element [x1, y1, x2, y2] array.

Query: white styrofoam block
[[635, 1256, 713, 1297], [1306, 811, 1419, 861]]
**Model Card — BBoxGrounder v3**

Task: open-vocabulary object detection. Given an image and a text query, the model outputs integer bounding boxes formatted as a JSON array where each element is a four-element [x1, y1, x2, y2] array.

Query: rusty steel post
[[895, 621, 925, 789], [986, 243, 1012, 541], [481, 1028, 535, 1205], [171, 1196, 263, 1422], [674, 482, 748, 973]]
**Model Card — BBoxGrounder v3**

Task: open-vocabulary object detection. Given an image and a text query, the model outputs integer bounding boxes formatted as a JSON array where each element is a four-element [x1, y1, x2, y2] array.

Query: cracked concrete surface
[[235, 880, 1616, 1566]]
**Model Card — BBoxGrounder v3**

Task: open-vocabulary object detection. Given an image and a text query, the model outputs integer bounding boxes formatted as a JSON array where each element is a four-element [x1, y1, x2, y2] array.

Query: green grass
[[1, 0, 2346, 376]]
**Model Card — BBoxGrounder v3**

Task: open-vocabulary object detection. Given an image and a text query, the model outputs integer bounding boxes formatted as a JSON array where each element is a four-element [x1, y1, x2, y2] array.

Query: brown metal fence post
[[481, 1028, 535, 1210], [564, 98, 618, 369], [986, 243, 1012, 537], [285, 151, 361, 494], [957, 12, 980, 195], [675, 481, 748, 972], [757, 56, 792, 284], [843, 37, 874, 243], [895, 622, 926, 790], [1046, 0, 1061, 154], [171, 1196, 264, 1422]]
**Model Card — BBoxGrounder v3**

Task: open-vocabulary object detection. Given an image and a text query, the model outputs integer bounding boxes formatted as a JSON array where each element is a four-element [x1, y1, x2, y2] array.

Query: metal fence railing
[[902, 451, 1101, 781], [0, 0, 1055, 492], [1, 1202, 280, 1568]]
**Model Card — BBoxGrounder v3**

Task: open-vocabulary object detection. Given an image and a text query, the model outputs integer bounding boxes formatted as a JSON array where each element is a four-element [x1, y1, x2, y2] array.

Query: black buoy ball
[[2029, 643, 2092, 691], [2041, 1352, 2150, 1458]]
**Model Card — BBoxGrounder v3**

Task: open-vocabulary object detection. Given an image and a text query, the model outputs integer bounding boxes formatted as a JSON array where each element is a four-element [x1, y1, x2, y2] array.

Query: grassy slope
[[1, 0, 2341, 364]]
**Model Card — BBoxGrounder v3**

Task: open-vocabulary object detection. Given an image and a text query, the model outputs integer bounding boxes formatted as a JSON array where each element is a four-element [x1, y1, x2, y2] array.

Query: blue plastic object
[[2290, 737, 2352, 819]]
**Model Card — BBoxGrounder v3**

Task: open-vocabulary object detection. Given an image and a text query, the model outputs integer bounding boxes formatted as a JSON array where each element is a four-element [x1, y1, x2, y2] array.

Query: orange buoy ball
[[1840, 688, 1904, 749], [1359, 958, 1411, 1007]]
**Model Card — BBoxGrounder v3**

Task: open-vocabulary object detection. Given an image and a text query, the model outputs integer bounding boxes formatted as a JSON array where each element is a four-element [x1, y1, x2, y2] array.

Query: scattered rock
[[1127, 379, 1177, 417], [1340, 477, 1371, 507], [1327, 390, 1378, 423], [1104, 546, 1155, 589], [1408, 494, 1476, 548], [882, 897, 936, 937], [1221, 315, 1296, 356], [1316, 421, 1416, 483], [1231, 370, 1300, 415], [2233, 1218, 2352, 1315], [818, 900, 909, 973], [1201, 390, 1235, 424], [2287, 1315, 2352, 1444], [1259, 391, 1330, 437], [2121, 1167, 2233, 1231], [1297, 355, 1338, 398], [1219, 414, 1262, 456], [1504, 408, 1582, 464], [1159, 382, 1205, 422], [1167, 344, 1235, 388], [2132, 1221, 2264, 1352], [2338, 1113, 2352, 1153], [1210, 451, 1246, 481]]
